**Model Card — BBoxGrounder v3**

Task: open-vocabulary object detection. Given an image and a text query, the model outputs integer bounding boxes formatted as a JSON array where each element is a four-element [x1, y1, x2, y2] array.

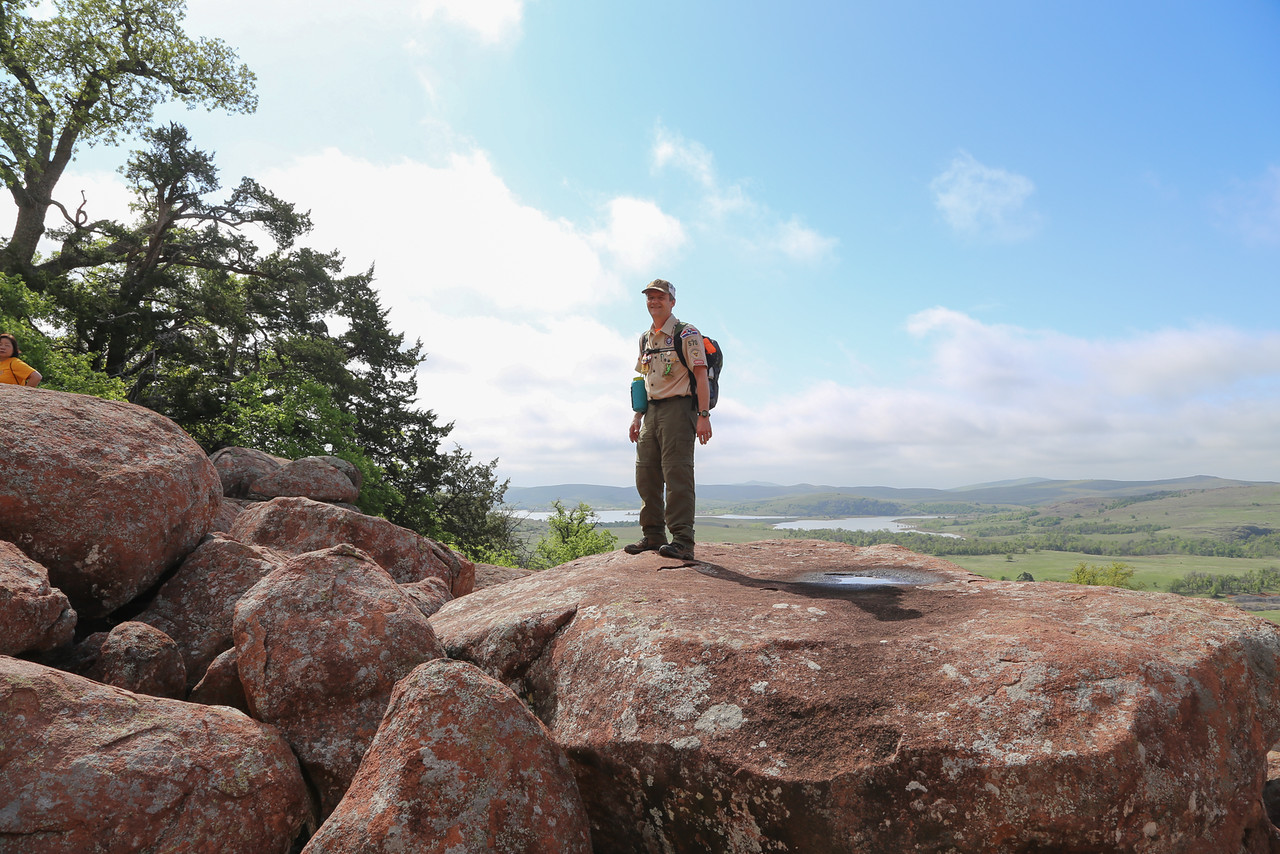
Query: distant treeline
[[1168, 568, 1280, 596]]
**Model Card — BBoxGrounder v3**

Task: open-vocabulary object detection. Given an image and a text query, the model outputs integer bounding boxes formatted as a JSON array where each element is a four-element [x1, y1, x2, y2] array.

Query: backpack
[[639, 321, 722, 409]]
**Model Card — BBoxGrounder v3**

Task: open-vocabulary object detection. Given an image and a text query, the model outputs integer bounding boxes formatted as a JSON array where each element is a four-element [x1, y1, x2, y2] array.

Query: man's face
[[645, 290, 674, 325]]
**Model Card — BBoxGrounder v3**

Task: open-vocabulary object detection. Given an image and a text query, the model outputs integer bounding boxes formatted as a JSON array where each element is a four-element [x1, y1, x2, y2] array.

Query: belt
[[649, 395, 692, 404]]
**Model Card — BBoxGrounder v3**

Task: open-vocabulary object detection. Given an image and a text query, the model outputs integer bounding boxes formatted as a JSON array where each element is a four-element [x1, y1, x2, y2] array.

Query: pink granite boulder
[[0, 540, 75, 655], [0, 655, 312, 853], [233, 544, 448, 817], [189, 647, 249, 713], [474, 562, 535, 590], [209, 497, 249, 534], [209, 446, 288, 497], [250, 455, 360, 504], [303, 658, 591, 853], [135, 533, 285, 689], [84, 621, 187, 699], [399, 575, 453, 618], [0, 387, 221, 617], [229, 497, 474, 595], [431, 540, 1280, 853]]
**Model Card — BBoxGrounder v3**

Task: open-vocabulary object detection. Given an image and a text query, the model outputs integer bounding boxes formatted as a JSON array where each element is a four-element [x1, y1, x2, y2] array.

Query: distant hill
[[502, 484, 638, 510], [505, 476, 1270, 513]]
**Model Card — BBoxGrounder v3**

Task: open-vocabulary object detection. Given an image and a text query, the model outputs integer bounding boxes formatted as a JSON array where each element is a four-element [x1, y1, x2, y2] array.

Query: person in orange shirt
[[0, 333, 42, 387]]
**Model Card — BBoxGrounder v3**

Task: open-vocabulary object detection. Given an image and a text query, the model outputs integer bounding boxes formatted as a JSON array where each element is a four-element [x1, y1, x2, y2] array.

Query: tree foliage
[[531, 501, 618, 569], [0, 0, 257, 277], [1066, 561, 1142, 590], [1167, 567, 1280, 597]]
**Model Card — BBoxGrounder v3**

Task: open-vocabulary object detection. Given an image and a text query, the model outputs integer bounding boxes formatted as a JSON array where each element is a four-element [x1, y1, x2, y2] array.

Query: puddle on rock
[[793, 569, 940, 588]]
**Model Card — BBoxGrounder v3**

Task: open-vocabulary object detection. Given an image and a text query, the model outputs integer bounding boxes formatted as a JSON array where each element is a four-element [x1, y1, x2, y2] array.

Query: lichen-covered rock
[[229, 496, 474, 595], [136, 534, 285, 689], [0, 540, 75, 655], [209, 497, 249, 534], [250, 456, 360, 504], [474, 562, 535, 590], [303, 659, 591, 854], [431, 540, 1280, 854], [209, 446, 288, 498], [399, 575, 453, 619], [0, 655, 312, 853], [234, 544, 447, 817], [0, 387, 221, 617], [189, 647, 249, 713], [84, 621, 187, 699]]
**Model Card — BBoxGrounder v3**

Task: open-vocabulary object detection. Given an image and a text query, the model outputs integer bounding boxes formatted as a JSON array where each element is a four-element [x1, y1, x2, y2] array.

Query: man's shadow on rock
[[686, 561, 925, 622]]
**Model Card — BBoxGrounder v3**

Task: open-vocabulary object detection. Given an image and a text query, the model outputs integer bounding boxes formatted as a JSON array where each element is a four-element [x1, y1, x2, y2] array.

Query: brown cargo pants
[[635, 396, 697, 547]]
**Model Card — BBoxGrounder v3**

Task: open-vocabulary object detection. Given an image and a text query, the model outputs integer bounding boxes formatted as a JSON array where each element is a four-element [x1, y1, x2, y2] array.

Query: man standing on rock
[[626, 279, 712, 561]]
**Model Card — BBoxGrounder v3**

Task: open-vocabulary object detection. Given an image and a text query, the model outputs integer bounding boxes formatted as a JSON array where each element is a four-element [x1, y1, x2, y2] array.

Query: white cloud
[[590, 197, 687, 273], [652, 125, 837, 262], [931, 151, 1041, 241], [770, 216, 840, 263], [693, 309, 1280, 488], [260, 148, 621, 319], [416, 0, 524, 44], [652, 130, 717, 191]]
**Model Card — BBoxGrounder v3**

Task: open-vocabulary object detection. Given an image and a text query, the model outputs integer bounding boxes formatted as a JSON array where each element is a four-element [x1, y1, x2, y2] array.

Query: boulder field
[[3, 385, 1280, 852]]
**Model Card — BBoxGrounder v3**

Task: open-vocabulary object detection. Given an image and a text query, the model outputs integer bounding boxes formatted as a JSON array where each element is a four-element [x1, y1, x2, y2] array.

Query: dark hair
[[0, 333, 19, 357]]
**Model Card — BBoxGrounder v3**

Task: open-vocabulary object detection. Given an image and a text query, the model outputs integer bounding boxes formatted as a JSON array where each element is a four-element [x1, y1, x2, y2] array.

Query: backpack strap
[[670, 322, 689, 370]]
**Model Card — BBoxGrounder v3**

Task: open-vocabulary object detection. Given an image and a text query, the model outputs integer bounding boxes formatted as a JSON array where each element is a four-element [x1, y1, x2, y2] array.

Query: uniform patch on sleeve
[[679, 325, 700, 339]]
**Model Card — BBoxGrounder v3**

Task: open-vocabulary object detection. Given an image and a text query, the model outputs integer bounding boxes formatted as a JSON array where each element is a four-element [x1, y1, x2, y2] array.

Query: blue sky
[[13, 0, 1280, 489]]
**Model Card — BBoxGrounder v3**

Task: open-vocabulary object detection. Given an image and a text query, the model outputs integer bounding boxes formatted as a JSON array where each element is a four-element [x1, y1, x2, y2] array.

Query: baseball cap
[[642, 279, 675, 296]]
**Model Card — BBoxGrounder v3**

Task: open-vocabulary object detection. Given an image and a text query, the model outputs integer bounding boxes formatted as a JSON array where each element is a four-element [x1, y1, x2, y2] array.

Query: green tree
[[1067, 561, 1143, 590], [0, 0, 256, 278], [532, 501, 618, 569]]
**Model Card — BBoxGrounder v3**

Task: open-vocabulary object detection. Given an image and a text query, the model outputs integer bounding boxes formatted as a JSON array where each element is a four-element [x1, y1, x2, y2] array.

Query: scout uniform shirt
[[636, 315, 707, 401], [0, 357, 35, 385]]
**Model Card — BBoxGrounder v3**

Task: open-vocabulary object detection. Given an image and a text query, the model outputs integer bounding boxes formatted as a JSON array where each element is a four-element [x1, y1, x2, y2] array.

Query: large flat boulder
[[430, 540, 1280, 853], [0, 387, 221, 617], [0, 655, 311, 853], [229, 497, 474, 595]]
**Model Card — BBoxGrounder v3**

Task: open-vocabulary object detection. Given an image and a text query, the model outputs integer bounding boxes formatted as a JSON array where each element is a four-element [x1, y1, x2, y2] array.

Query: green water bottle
[[631, 376, 648, 413]]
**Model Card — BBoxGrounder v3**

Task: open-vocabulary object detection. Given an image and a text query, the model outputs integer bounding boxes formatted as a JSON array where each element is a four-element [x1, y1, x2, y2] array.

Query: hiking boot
[[658, 542, 696, 560], [624, 537, 667, 555]]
